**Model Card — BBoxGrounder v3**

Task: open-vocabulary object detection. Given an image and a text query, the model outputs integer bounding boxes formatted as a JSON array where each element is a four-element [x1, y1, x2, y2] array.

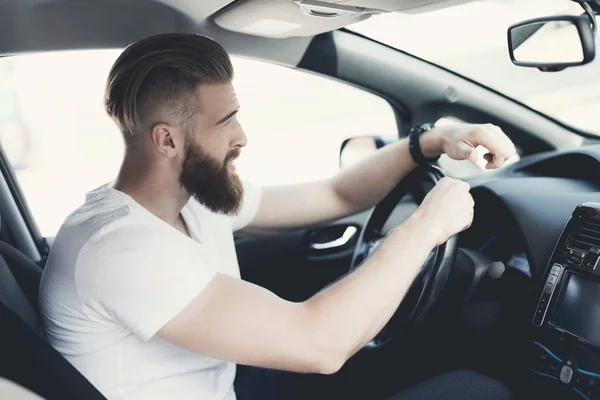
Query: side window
[[0, 50, 125, 238], [0, 52, 398, 238], [232, 58, 398, 185]]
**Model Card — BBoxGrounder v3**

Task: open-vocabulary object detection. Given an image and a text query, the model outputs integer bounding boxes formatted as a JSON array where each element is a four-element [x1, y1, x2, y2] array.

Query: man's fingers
[[488, 125, 516, 159], [467, 148, 479, 164], [471, 125, 516, 168], [456, 142, 478, 163], [491, 153, 507, 169]]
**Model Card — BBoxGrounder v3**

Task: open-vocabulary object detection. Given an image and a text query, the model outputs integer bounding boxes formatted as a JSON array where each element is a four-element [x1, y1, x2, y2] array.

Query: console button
[[551, 264, 562, 275], [544, 283, 554, 294], [542, 293, 551, 301], [534, 307, 547, 325], [547, 275, 558, 285], [534, 290, 553, 326], [561, 365, 574, 384], [536, 307, 545, 315], [568, 255, 584, 266], [570, 249, 587, 258]]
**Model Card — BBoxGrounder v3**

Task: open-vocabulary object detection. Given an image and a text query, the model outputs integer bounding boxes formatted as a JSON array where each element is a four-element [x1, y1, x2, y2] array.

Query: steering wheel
[[349, 165, 459, 349]]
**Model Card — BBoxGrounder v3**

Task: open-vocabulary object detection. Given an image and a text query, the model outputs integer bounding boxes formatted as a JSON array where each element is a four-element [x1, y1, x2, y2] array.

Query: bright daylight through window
[[0, 51, 397, 237], [350, 0, 600, 134]]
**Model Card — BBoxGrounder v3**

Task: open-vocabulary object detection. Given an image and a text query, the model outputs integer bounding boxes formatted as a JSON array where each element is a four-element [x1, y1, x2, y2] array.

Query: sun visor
[[213, 0, 475, 38], [214, 0, 375, 39]]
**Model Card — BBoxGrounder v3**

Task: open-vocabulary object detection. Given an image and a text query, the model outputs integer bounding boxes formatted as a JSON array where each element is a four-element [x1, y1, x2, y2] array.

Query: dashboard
[[461, 144, 600, 280], [363, 144, 600, 398], [381, 145, 600, 281], [375, 144, 600, 398], [458, 144, 600, 399]]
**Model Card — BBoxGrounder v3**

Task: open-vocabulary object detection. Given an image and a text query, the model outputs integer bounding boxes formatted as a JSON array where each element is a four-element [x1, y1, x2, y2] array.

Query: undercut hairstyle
[[104, 33, 234, 147]]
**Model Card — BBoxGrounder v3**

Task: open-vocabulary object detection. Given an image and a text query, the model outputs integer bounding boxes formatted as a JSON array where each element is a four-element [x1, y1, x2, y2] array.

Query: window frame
[[231, 56, 403, 186], [0, 141, 45, 260]]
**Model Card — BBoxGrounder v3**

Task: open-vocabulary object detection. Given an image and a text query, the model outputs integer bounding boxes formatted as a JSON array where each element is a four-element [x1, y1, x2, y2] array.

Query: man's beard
[[178, 137, 243, 215]]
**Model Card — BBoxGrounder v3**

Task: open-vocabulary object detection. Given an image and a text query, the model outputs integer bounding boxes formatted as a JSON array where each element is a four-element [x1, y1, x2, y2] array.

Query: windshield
[[349, 0, 600, 135]]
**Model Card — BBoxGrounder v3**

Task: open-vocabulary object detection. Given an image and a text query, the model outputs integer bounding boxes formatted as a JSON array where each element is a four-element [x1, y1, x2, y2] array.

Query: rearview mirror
[[508, 15, 596, 72], [339, 136, 385, 168]]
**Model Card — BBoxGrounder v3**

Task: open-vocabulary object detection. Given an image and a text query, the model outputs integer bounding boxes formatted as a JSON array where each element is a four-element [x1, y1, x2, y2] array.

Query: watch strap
[[408, 123, 439, 166]]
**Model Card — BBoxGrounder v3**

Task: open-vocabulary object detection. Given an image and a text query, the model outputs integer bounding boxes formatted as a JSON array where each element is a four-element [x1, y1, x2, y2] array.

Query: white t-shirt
[[39, 181, 262, 400]]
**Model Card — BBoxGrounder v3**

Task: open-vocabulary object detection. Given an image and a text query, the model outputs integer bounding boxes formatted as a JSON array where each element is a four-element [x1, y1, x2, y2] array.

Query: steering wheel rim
[[349, 165, 459, 349]]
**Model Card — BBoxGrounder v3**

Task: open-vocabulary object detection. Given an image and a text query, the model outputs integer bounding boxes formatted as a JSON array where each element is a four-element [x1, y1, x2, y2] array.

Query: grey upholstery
[[0, 241, 43, 311], [0, 250, 38, 332], [0, 243, 105, 399]]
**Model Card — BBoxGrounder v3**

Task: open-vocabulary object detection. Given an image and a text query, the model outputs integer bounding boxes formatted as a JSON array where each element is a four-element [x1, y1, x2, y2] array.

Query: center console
[[529, 203, 600, 399]]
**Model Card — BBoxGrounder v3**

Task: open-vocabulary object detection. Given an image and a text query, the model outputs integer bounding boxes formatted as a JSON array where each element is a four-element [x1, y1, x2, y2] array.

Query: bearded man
[[40, 33, 515, 400]]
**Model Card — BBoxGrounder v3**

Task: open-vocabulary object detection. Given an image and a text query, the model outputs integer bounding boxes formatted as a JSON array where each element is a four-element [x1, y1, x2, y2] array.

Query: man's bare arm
[[240, 138, 417, 235], [159, 178, 473, 374], [240, 124, 514, 235]]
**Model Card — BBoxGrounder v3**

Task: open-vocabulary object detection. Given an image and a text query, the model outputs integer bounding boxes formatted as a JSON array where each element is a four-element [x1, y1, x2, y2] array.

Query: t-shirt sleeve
[[231, 180, 263, 232], [76, 226, 217, 341]]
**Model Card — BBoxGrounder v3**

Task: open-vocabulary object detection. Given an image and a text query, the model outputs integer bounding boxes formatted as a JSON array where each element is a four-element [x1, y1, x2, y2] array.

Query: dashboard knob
[[488, 261, 506, 280]]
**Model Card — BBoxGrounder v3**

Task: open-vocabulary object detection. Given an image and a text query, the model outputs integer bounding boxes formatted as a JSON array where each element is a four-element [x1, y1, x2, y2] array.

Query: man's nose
[[233, 123, 248, 148]]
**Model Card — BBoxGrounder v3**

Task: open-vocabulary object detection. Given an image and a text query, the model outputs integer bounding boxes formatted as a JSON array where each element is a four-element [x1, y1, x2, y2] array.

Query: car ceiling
[[0, 0, 474, 65], [0, 0, 314, 66]]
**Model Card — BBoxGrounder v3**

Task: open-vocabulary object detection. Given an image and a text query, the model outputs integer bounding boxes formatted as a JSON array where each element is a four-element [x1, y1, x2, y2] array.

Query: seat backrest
[[0, 245, 39, 332], [0, 246, 105, 400], [0, 241, 43, 316]]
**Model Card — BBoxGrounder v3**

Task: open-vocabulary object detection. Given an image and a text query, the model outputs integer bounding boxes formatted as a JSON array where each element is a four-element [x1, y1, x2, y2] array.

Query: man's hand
[[408, 177, 474, 246], [421, 123, 517, 169]]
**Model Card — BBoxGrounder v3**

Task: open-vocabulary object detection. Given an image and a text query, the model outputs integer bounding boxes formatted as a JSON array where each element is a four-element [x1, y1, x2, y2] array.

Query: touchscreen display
[[552, 273, 600, 347]]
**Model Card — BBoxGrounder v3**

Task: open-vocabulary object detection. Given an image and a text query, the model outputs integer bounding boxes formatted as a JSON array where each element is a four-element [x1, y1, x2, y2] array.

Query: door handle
[[309, 226, 358, 251]]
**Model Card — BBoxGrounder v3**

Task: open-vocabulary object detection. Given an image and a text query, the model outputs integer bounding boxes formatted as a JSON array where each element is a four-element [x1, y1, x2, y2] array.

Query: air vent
[[567, 220, 600, 252]]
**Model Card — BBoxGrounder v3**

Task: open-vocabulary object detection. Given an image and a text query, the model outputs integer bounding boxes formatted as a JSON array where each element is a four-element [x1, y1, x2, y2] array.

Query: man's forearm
[[302, 211, 438, 371], [331, 132, 443, 214], [159, 178, 470, 376]]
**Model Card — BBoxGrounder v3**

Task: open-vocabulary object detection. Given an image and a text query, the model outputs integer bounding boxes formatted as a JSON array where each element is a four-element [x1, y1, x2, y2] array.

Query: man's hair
[[105, 33, 233, 147]]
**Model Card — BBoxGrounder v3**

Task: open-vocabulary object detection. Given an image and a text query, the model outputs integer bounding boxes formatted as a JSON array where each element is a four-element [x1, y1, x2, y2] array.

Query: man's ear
[[151, 123, 180, 158]]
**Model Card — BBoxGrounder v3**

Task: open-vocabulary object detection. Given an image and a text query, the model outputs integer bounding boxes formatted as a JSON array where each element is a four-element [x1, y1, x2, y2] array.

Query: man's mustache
[[225, 149, 241, 164]]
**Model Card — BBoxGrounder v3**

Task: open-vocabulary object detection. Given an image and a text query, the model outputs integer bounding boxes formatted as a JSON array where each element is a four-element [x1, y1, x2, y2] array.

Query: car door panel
[[235, 211, 369, 301], [236, 198, 418, 301]]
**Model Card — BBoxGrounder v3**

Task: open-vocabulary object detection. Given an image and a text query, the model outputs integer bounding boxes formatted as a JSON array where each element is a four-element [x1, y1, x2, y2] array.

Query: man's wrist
[[402, 208, 443, 247], [419, 128, 444, 159]]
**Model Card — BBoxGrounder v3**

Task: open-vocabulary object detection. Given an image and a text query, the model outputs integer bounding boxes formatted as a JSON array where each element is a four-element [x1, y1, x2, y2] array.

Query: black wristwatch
[[408, 123, 439, 166]]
